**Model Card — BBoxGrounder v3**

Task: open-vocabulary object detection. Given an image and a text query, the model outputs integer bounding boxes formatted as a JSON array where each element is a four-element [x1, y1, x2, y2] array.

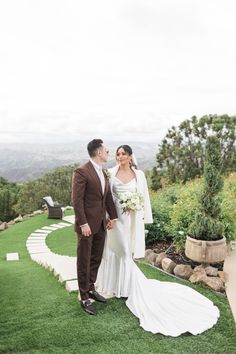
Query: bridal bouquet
[[118, 191, 144, 214]]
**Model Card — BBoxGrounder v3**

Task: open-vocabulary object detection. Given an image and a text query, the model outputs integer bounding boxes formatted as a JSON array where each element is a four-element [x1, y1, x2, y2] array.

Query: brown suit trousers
[[72, 161, 117, 300]]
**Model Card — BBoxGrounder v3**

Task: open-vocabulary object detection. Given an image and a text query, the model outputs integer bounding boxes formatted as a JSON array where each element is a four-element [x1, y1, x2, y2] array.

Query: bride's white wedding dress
[[96, 177, 219, 336]]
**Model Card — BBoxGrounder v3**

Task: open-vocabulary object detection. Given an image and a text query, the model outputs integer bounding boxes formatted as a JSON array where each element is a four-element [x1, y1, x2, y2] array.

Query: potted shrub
[[185, 136, 227, 263]]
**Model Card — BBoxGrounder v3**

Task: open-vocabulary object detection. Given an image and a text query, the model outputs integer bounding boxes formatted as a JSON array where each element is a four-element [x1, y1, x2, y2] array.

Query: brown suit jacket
[[72, 161, 118, 234]]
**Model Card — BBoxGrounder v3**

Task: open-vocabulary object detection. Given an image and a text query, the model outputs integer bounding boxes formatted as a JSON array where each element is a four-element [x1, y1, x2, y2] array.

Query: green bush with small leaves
[[147, 173, 236, 250]]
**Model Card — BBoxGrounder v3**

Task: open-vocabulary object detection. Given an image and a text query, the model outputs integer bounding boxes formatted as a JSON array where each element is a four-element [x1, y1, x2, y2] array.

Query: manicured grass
[[0, 215, 236, 353], [46, 224, 77, 257]]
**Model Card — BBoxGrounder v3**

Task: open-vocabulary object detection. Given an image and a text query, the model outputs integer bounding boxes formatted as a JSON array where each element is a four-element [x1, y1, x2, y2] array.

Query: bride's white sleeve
[[143, 172, 153, 224]]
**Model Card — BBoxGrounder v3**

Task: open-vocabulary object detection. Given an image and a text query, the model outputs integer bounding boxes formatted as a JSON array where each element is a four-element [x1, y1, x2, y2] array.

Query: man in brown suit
[[72, 139, 118, 315]]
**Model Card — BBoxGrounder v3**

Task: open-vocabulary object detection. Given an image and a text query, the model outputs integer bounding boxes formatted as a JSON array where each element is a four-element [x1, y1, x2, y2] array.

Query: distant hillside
[[0, 141, 158, 182]]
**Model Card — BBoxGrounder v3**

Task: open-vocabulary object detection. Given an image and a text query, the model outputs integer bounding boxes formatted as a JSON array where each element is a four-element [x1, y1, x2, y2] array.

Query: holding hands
[[106, 219, 116, 230]]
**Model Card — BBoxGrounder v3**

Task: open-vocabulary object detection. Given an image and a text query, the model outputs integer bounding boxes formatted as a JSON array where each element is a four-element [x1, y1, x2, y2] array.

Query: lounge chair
[[43, 196, 64, 219]]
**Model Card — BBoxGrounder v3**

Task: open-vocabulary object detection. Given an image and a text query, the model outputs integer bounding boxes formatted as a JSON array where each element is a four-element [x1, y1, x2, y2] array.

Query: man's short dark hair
[[87, 139, 103, 157]]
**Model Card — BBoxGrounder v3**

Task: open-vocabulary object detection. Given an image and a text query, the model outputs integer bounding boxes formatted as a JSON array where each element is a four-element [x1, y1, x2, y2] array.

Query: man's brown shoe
[[89, 290, 106, 303], [81, 299, 96, 315]]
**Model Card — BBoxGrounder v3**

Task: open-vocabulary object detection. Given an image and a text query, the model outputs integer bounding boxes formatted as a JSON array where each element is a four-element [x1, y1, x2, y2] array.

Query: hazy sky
[[0, 0, 236, 143]]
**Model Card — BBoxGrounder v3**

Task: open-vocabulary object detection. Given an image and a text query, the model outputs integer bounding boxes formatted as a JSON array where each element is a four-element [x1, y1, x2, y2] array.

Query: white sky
[[0, 0, 236, 143]]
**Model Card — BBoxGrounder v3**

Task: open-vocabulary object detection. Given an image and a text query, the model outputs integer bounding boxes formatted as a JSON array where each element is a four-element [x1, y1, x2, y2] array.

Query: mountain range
[[0, 140, 159, 182]]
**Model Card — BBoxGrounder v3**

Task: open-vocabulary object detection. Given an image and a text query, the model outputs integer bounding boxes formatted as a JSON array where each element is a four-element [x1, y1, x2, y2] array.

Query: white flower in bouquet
[[118, 191, 144, 214]]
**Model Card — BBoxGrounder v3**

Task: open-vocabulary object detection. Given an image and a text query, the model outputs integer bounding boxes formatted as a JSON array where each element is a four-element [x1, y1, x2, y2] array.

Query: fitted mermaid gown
[[96, 177, 219, 336]]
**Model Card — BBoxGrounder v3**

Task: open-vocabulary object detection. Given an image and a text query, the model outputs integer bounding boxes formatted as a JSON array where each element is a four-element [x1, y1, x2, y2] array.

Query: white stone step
[[57, 222, 72, 227], [63, 215, 75, 224], [50, 224, 65, 229], [6, 252, 19, 261], [30, 233, 48, 237], [41, 226, 59, 231], [66, 280, 79, 292], [34, 229, 51, 234]]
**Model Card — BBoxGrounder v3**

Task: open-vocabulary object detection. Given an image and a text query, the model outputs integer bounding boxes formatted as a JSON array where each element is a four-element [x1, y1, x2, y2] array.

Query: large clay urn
[[185, 236, 227, 263]]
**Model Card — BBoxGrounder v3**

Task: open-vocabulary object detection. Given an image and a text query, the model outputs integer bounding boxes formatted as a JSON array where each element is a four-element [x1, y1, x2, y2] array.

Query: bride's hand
[[106, 219, 116, 230]]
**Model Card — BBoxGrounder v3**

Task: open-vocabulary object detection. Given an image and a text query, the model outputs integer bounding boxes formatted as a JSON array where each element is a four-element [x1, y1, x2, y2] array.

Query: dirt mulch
[[149, 241, 223, 271]]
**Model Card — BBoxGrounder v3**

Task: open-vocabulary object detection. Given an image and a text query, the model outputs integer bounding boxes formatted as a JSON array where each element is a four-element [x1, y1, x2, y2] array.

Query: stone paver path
[[26, 220, 78, 293], [27, 215, 112, 300]]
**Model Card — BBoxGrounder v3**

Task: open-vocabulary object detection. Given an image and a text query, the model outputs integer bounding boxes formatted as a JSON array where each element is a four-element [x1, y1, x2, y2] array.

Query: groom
[[72, 139, 118, 315]]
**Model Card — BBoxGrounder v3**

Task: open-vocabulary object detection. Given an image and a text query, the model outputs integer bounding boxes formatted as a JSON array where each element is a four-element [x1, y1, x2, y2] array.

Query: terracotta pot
[[185, 236, 227, 263]]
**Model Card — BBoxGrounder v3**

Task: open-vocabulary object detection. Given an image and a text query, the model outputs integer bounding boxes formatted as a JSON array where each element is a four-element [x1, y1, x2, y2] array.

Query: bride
[[96, 145, 219, 336]]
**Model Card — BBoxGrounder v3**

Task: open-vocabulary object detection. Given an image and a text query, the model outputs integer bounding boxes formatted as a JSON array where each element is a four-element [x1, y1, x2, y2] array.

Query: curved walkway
[[26, 217, 79, 293]]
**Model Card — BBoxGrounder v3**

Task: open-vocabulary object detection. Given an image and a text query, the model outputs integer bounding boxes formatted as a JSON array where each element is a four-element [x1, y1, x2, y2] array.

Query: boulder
[[7, 220, 15, 226], [0, 222, 8, 231], [174, 264, 193, 279], [218, 271, 227, 283], [161, 258, 176, 274], [33, 210, 44, 215], [189, 268, 207, 283], [154, 252, 166, 267], [193, 264, 205, 272], [65, 206, 74, 210], [23, 215, 31, 220], [147, 252, 157, 264], [203, 277, 225, 292], [205, 266, 218, 277], [14, 215, 23, 223], [145, 249, 153, 258]]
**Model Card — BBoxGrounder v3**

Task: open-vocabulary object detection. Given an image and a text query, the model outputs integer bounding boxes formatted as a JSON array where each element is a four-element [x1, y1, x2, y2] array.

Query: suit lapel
[[87, 161, 103, 195]]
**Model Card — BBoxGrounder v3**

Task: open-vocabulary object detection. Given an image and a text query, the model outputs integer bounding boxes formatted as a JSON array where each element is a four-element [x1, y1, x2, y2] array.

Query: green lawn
[[0, 214, 235, 354]]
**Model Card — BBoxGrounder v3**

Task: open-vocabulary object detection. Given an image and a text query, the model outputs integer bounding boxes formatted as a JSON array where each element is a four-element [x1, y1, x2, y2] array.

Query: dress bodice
[[112, 176, 137, 198]]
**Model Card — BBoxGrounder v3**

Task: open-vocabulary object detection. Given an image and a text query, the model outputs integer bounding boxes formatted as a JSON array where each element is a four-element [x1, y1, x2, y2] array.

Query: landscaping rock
[[189, 268, 207, 283], [14, 215, 23, 222], [218, 271, 227, 283], [205, 266, 218, 277], [203, 277, 225, 292], [174, 264, 193, 279], [154, 252, 166, 267], [193, 264, 205, 272], [7, 220, 15, 226], [0, 222, 8, 231], [145, 249, 153, 258], [161, 258, 176, 274], [23, 215, 32, 220], [65, 206, 73, 210], [147, 252, 158, 264]]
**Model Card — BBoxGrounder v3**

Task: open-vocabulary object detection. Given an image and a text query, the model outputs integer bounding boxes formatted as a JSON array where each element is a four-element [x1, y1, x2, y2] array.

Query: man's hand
[[106, 219, 116, 230], [81, 224, 92, 237]]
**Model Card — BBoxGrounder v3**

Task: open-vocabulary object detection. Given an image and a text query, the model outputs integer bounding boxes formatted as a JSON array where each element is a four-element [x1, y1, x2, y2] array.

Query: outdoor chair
[[42, 196, 64, 219]]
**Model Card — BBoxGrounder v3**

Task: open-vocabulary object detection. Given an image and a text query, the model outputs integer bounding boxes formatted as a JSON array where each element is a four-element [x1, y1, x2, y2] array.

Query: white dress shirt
[[90, 159, 105, 194], [80, 159, 105, 228]]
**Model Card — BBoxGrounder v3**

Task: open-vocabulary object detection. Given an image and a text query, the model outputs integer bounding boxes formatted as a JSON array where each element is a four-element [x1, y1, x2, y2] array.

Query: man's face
[[98, 145, 109, 163]]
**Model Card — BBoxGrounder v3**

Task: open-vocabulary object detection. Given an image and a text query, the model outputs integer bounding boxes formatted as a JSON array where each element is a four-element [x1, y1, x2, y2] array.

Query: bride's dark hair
[[116, 145, 138, 169]]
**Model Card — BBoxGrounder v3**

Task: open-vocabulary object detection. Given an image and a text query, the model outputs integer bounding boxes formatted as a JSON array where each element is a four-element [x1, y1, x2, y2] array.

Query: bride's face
[[116, 148, 131, 166]]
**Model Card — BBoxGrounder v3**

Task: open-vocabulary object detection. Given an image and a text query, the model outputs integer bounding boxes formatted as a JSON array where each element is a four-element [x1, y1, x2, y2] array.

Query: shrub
[[166, 181, 201, 250], [146, 187, 178, 245], [189, 136, 224, 240], [147, 172, 236, 250]]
